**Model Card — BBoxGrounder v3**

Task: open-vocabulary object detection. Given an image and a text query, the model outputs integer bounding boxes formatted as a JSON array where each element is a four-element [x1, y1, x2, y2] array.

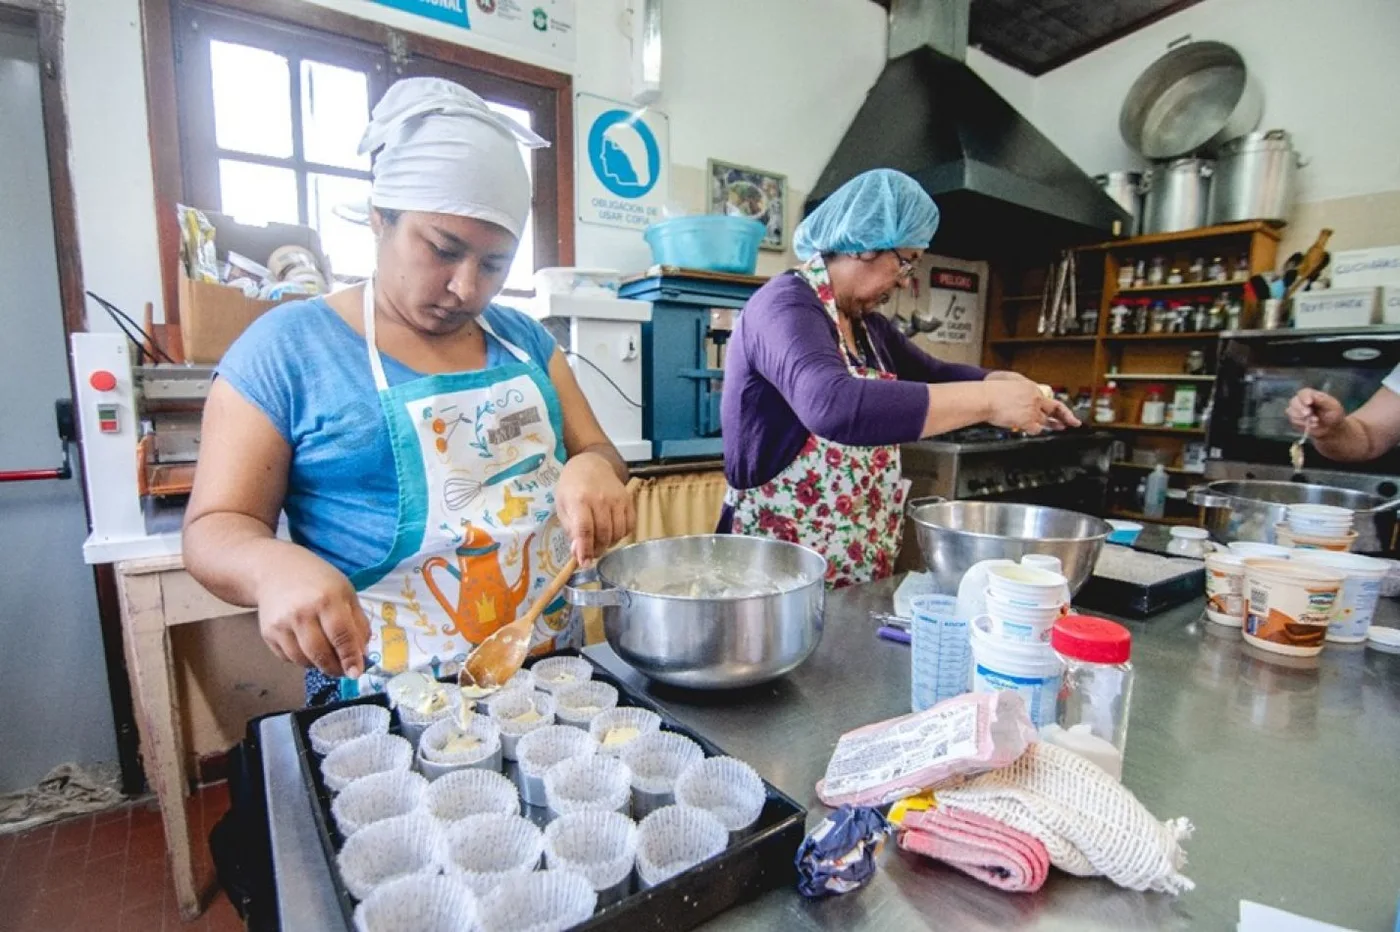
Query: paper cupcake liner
[[309, 705, 391, 756], [416, 713, 503, 780], [543, 809, 638, 893], [337, 813, 446, 901], [589, 707, 662, 756], [516, 725, 599, 807], [396, 699, 455, 748], [634, 805, 728, 889], [425, 768, 520, 823], [530, 656, 595, 694], [477, 870, 598, 932], [544, 754, 633, 819], [323, 734, 415, 794], [620, 731, 704, 795], [489, 691, 558, 761], [332, 770, 429, 838], [351, 873, 478, 932], [674, 756, 766, 833], [553, 681, 620, 729], [444, 813, 544, 898]]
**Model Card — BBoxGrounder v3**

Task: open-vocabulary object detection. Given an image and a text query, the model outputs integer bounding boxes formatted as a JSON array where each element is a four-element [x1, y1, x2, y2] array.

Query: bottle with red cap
[[1051, 615, 1134, 757]]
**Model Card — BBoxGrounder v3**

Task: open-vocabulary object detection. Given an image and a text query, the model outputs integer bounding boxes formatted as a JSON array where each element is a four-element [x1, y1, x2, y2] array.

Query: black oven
[[1210, 326, 1400, 476]]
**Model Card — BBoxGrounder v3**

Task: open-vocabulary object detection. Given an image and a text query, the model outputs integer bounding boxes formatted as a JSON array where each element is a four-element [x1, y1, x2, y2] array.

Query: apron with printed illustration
[[346, 281, 578, 694], [726, 257, 912, 589]]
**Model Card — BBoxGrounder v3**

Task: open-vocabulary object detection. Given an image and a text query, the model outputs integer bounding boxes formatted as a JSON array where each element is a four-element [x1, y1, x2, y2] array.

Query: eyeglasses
[[891, 251, 919, 282]]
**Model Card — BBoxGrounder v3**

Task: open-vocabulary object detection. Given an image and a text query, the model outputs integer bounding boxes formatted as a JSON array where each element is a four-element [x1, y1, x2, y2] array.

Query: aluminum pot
[[565, 535, 825, 689], [1095, 171, 1144, 236], [1120, 39, 1263, 159], [1188, 480, 1399, 553], [907, 500, 1111, 595], [1142, 158, 1213, 234], [1207, 129, 1301, 225]]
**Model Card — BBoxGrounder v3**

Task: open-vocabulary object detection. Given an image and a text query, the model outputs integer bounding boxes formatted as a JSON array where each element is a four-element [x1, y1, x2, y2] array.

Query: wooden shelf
[[1107, 372, 1216, 382], [1107, 508, 1202, 527], [1104, 332, 1222, 342], [1111, 461, 1206, 475], [1001, 291, 1103, 302], [1079, 221, 1282, 252], [1115, 280, 1246, 295], [1099, 424, 1206, 436], [988, 335, 1098, 346]]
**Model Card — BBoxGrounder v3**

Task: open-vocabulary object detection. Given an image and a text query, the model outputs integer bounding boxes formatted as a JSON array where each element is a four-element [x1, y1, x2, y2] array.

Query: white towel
[[936, 741, 1194, 894]]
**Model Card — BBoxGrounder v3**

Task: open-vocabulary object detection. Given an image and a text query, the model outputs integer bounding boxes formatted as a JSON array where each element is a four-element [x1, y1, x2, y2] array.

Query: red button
[[90, 371, 117, 392]]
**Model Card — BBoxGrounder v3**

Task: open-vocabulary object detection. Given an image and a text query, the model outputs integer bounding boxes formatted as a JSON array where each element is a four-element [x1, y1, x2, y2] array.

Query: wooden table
[[115, 554, 247, 920]]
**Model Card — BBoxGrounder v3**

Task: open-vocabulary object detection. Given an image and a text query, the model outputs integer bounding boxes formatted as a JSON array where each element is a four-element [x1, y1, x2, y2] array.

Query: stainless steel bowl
[[909, 500, 1111, 595], [1189, 480, 1398, 553], [1119, 40, 1262, 159], [565, 535, 826, 689]]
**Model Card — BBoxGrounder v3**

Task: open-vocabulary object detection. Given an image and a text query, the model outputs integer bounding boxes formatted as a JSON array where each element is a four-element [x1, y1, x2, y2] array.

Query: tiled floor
[[0, 784, 243, 932]]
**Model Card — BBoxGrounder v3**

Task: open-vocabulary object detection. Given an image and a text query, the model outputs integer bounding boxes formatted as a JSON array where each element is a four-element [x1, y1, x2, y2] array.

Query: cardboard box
[[1332, 246, 1400, 289], [1292, 287, 1379, 330], [178, 211, 330, 363], [1382, 286, 1400, 325]]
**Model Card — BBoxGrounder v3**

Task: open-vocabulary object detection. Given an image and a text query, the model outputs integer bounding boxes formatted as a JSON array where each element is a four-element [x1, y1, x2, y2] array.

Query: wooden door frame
[[1, 0, 146, 795], [139, 0, 577, 327]]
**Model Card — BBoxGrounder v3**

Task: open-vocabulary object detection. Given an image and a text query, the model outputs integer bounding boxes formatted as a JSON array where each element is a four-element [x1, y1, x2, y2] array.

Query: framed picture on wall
[[707, 159, 787, 251]]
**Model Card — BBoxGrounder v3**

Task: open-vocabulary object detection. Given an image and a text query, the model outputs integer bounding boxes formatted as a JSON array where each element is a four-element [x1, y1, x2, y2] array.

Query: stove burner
[[933, 426, 1017, 445]]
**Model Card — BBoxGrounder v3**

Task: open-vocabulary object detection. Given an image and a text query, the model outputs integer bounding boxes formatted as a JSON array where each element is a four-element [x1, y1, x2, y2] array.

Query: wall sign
[[576, 93, 669, 231], [370, 0, 577, 62], [920, 265, 982, 345]]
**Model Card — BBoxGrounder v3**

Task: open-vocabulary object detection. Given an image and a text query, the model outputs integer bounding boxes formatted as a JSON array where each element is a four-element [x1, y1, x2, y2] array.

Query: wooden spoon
[[460, 555, 580, 691]]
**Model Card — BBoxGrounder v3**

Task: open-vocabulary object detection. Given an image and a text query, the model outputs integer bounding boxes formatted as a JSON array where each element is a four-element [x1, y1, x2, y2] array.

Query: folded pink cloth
[[898, 807, 1051, 893]]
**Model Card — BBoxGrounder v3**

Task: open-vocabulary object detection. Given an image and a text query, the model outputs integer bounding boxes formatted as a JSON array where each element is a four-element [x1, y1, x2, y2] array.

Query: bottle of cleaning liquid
[[1143, 465, 1168, 519]]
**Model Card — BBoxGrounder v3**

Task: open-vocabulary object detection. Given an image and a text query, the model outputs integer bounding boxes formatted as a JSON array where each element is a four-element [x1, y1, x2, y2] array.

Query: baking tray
[[290, 650, 808, 931], [1075, 545, 1205, 618]]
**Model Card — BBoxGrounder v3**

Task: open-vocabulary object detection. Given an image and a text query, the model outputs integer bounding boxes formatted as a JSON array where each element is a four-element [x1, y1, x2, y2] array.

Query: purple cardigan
[[721, 272, 987, 495]]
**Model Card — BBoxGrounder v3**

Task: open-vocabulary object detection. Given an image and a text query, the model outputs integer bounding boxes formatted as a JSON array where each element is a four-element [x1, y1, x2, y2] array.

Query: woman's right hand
[[1287, 388, 1346, 436], [983, 380, 1080, 434], [254, 546, 371, 679]]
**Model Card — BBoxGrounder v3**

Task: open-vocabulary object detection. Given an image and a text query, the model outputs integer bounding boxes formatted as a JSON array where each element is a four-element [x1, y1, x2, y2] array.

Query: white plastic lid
[[1170, 526, 1209, 540], [1367, 626, 1400, 654]]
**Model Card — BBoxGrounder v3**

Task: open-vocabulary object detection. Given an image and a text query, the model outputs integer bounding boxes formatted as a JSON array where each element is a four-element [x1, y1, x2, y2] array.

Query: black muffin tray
[[290, 650, 808, 930]]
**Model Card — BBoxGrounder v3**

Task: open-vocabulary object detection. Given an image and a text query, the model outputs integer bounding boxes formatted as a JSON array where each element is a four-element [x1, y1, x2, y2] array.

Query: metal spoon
[[459, 555, 580, 693]]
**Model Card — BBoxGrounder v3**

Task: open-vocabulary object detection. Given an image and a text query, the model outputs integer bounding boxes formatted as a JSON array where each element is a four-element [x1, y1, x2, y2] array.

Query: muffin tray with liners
[[290, 649, 808, 931]]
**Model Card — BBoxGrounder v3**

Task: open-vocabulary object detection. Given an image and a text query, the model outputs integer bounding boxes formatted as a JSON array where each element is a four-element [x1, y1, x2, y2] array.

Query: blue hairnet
[[793, 169, 939, 261]]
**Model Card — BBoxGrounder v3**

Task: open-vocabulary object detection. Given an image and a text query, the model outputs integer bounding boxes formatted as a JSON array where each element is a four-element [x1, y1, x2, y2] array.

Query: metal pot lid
[[1218, 129, 1294, 153], [1120, 40, 1255, 159]]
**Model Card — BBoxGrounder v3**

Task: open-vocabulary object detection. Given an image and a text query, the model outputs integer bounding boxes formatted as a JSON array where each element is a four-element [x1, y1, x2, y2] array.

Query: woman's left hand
[[985, 370, 1032, 383], [555, 451, 635, 563]]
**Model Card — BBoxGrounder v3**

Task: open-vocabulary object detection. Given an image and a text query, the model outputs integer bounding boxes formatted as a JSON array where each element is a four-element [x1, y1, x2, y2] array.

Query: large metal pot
[[565, 535, 825, 689], [908, 500, 1110, 595], [1207, 130, 1301, 225], [1188, 480, 1398, 553], [1120, 40, 1263, 159], [1142, 158, 1213, 234], [1095, 171, 1144, 236]]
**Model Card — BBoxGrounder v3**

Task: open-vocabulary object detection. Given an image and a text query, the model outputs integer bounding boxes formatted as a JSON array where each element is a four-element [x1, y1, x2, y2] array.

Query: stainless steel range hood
[[807, 0, 1130, 256]]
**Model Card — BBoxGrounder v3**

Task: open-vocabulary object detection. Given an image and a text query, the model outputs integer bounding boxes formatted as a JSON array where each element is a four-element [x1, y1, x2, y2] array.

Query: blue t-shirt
[[216, 297, 557, 577]]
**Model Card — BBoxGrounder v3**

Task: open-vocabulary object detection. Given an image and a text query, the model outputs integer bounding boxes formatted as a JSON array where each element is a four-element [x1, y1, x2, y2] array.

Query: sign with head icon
[[576, 93, 670, 231]]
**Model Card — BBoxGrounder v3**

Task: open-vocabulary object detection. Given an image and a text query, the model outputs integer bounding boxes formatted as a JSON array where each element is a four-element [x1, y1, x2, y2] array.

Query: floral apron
[[727, 258, 912, 589], [334, 281, 578, 699]]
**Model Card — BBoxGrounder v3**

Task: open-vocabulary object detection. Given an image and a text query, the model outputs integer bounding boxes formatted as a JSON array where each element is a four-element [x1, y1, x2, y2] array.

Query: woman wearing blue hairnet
[[719, 169, 1078, 588]]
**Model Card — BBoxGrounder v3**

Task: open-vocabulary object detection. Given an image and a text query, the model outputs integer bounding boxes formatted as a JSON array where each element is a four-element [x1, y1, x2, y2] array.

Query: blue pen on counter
[[877, 625, 911, 645]]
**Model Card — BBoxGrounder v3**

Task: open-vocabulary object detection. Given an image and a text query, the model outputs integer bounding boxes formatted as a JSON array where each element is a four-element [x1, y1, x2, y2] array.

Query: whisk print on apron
[[329, 281, 578, 701]]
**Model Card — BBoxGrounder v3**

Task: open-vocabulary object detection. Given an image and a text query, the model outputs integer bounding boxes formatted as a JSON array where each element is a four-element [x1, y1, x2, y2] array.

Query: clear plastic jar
[[1052, 615, 1134, 757]]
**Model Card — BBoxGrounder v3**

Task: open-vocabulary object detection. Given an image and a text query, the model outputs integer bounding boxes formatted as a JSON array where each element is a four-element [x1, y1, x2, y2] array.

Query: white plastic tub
[[969, 616, 1063, 728]]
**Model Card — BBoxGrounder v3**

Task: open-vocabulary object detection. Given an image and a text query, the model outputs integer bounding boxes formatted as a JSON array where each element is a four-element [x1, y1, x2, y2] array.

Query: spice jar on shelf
[[1117, 263, 1136, 288], [1147, 256, 1167, 286], [1094, 382, 1119, 425], [1167, 267, 1184, 285], [1188, 257, 1206, 282], [1208, 256, 1227, 282], [1231, 254, 1249, 280], [1140, 385, 1167, 426], [1132, 260, 1148, 288]]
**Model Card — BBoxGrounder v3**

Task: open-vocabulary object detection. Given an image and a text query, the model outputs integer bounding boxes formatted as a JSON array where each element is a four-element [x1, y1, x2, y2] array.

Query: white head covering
[[358, 77, 549, 240]]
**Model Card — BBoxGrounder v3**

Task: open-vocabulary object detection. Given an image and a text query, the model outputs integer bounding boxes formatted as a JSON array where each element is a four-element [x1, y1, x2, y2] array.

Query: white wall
[[1030, 0, 1400, 205]]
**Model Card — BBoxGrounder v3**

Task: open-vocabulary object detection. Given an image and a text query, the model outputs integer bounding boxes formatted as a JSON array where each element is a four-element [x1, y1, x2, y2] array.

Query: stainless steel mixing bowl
[[565, 535, 826, 689], [908, 500, 1111, 594]]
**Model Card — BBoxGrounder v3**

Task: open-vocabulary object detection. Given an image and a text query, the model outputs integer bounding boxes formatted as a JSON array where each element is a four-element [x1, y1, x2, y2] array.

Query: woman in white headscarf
[[184, 77, 634, 704]]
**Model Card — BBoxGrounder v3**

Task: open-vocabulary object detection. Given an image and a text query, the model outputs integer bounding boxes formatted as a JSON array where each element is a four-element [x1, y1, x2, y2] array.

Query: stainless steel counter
[[262, 581, 1400, 931]]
